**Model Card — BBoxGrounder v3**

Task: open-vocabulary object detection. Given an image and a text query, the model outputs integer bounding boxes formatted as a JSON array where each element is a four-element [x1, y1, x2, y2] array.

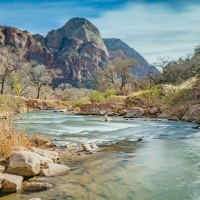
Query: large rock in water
[[103, 38, 159, 78], [0, 173, 23, 192], [6, 151, 41, 176], [40, 163, 71, 176], [124, 107, 144, 118]]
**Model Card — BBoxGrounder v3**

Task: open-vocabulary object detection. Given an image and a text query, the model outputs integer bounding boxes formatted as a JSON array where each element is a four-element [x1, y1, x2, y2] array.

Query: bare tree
[[0, 50, 19, 94], [29, 64, 62, 99], [97, 58, 137, 94]]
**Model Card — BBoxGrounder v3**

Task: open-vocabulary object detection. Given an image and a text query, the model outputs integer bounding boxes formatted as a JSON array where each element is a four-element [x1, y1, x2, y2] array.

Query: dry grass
[[0, 120, 32, 158], [28, 133, 50, 147], [0, 120, 51, 159]]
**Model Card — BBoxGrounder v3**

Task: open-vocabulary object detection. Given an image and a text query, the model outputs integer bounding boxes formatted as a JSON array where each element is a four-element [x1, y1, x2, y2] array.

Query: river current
[[2, 110, 200, 200]]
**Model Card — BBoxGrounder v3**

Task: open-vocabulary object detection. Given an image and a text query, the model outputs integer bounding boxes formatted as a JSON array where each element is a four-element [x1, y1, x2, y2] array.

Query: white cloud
[[89, 2, 200, 64]]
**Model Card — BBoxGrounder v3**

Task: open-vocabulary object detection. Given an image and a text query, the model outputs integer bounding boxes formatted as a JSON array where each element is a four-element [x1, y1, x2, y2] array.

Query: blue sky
[[0, 0, 200, 64]]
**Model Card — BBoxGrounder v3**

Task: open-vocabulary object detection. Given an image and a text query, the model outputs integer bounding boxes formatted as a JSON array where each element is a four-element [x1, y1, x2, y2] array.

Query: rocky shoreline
[[0, 142, 99, 198]]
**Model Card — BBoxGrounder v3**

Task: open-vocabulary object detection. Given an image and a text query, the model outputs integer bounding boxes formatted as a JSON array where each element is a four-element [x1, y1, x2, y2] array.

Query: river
[[1, 110, 200, 200]]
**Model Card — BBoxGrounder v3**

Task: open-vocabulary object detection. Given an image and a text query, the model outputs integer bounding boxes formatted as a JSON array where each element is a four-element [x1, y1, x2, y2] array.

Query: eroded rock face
[[40, 163, 70, 176], [0, 173, 23, 192], [6, 151, 41, 176], [124, 107, 144, 118], [47, 18, 109, 84]]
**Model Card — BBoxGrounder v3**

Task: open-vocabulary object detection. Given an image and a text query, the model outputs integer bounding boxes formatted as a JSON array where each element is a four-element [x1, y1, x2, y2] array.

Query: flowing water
[[2, 110, 200, 200]]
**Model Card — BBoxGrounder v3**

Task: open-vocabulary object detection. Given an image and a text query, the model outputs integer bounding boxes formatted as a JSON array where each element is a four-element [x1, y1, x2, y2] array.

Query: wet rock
[[54, 109, 67, 113], [90, 143, 98, 149], [6, 151, 41, 176], [23, 181, 53, 191], [31, 147, 59, 162], [40, 163, 70, 176], [105, 115, 112, 121], [137, 136, 144, 141], [124, 107, 144, 118], [149, 107, 158, 115], [82, 144, 92, 151], [0, 173, 23, 192]]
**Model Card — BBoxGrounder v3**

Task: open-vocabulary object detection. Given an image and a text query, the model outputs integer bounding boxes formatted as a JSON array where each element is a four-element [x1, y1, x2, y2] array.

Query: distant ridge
[[0, 17, 158, 88]]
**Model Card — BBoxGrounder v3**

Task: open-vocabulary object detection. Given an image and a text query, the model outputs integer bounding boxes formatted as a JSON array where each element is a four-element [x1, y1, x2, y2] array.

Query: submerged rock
[[6, 151, 41, 176], [23, 181, 53, 191]]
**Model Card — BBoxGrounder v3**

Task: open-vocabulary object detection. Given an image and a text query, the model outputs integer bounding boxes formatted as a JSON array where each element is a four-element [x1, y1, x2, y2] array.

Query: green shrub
[[73, 97, 91, 107], [89, 92, 105, 103], [104, 89, 116, 98]]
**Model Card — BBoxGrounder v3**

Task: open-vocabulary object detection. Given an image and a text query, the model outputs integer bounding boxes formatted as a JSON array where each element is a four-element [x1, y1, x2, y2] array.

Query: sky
[[0, 0, 200, 65]]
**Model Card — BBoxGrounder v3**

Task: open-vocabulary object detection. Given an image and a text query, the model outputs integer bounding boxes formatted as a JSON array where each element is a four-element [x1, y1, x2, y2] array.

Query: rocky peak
[[103, 38, 159, 77], [46, 17, 109, 57]]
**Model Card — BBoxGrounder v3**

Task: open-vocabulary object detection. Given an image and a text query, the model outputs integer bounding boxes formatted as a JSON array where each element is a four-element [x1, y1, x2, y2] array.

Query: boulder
[[124, 107, 144, 118], [149, 107, 158, 115], [0, 173, 23, 192], [6, 151, 41, 176], [31, 147, 59, 162], [39, 155, 53, 166], [29, 198, 41, 200], [157, 113, 168, 118], [23, 181, 53, 191], [182, 104, 200, 122], [40, 163, 70, 176], [168, 116, 179, 121]]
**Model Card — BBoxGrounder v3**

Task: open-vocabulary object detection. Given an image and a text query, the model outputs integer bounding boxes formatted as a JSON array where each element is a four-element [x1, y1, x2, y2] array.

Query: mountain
[[0, 18, 158, 88], [103, 38, 159, 78]]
